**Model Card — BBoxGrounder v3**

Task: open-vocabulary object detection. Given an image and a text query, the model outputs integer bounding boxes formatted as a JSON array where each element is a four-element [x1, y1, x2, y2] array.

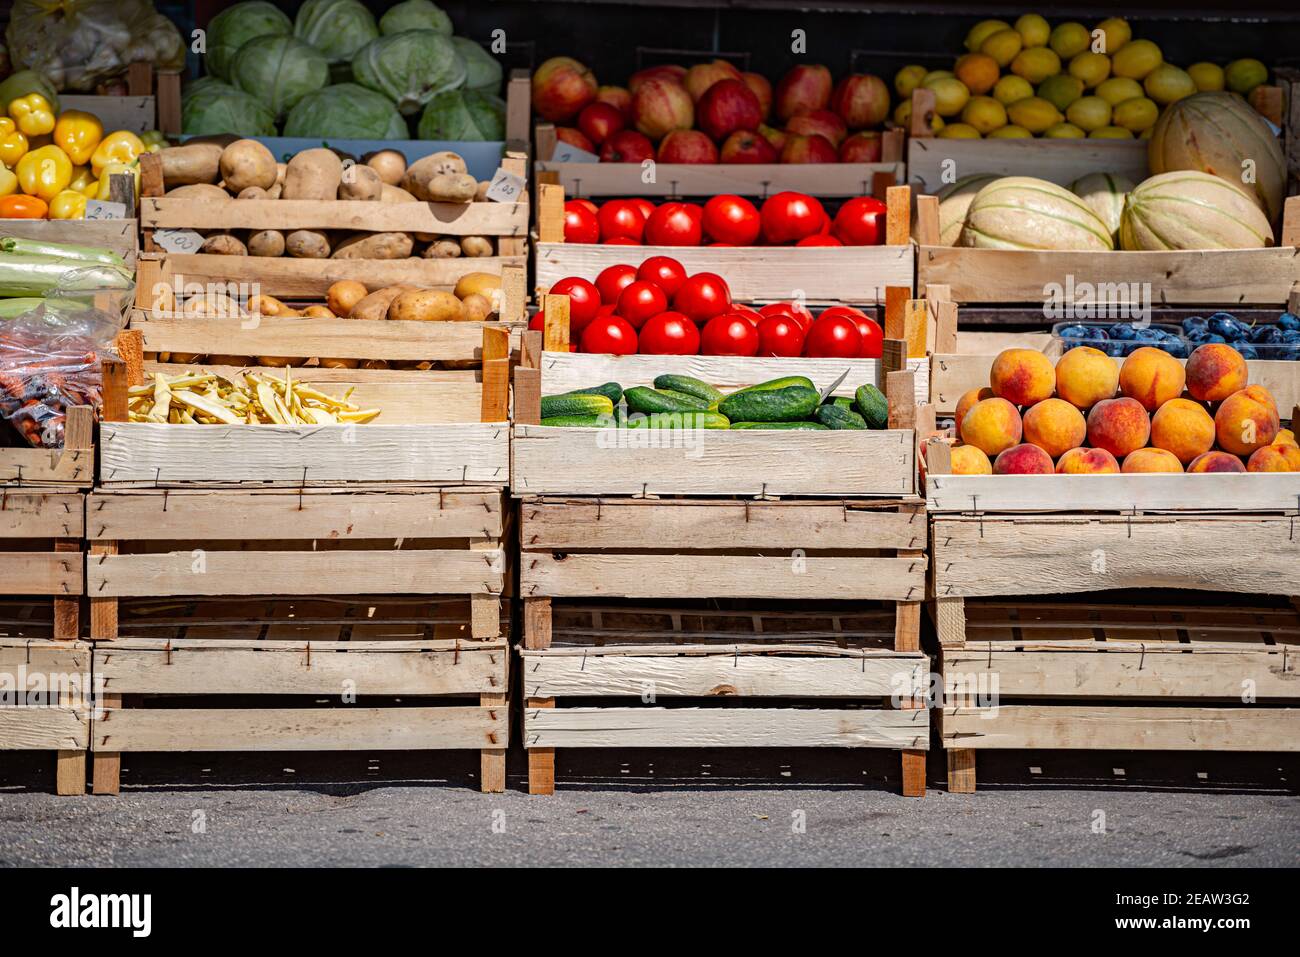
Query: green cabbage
[[380, 0, 453, 36], [231, 35, 329, 119], [182, 81, 277, 136], [453, 37, 502, 93], [206, 2, 292, 81], [351, 30, 466, 116], [418, 89, 505, 141], [283, 83, 409, 139], [294, 0, 379, 64]]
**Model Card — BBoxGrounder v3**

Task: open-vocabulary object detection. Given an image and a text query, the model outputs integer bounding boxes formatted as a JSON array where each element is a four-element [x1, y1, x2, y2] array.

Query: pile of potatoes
[[157, 139, 501, 259]]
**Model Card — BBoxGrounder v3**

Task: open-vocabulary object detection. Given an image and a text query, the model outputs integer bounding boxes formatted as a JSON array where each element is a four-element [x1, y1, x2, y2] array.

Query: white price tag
[[485, 166, 526, 203], [154, 228, 205, 253], [84, 200, 128, 220], [550, 141, 600, 164]]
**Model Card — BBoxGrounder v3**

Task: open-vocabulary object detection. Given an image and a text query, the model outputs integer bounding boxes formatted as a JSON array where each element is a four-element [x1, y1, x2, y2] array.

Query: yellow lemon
[[1049, 22, 1091, 60], [960, 95, 1008, 134], [1144, 64, 1196, 105], [1096, 76, 1143, 105], [1011, 47, 1061, 84], [1044, 122, 1086, 139], [1089, 125, 1134, 139], [894, 98, 944, 132], [1015, 14, 1051, 48], [1224, 58, 1268, 94], [1112, 40, 1163, 80], [1007, 96, 1064, 133], [1094, 17, 1132, 55], [923, 75, 972, 116], [1066, 95, 1112, 131], [1037, 74, 1085, 111], [965, 19, 1011, 53], [954, 53, 1001, 96], [980, 28, 1024, 68], [1068, 51, 1111, 88], [937, 122, 982, 139], [992, 74, 1034, 105], [1187, 62, 1225, 92], [1112, 96, 1159, 132], [987, 124, 1032, 138], [894, 64, 928, 98], [922, 70, 954, 85]]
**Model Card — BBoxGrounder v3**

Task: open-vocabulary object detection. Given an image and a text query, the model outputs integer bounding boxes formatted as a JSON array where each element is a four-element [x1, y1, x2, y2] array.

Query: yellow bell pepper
[[0, 118, 28, 167], [95, 161, 139, 201], [0, 165, 17, 197], [8, 93, 55, 137], [16, 144, 72, 201], [49, 189, 86, 220], [140, 129, 167, 150], [90, 130, 144, 178], [53, 111, 103, 166]]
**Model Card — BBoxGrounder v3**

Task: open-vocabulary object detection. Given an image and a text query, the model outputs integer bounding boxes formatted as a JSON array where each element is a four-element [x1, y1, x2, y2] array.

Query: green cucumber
[[624, 386, 708, 414], [730, 421, 828, 430], [626, 411, 730, 429], [653, 374, 724, 405], [560, 381, 622, 405], [540, 414, 615, 428], [541, 393, 614, 418], [816, 404, 868, 429], [728, 375, 816, 397], [854, 384, 889, 430], [718, 385, 820, 423], [824, 396, 855, 410]]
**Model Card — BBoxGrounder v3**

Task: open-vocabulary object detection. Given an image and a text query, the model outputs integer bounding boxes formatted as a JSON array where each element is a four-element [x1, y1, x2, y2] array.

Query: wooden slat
[[928, 473, 1300, 513], [0, 449, 93, 487], [533, 161, 905, 198], [0, 708, 89, 751], [142, 198, 527, 235], [908, 137, 1148, 194], [0, 491, 84, 538], [0, 218, 138, 263], [0, 553, 81, 597], [62, 95, 155, 134]]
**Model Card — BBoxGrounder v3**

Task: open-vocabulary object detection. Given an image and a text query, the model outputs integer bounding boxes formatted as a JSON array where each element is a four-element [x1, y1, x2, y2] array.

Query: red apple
[[830, 74, 890, 129], [657, 129, 719, 164], [780, 133, 837, 164], [532, 57, 598, 123], [683, 59, 742, 102], [839, 131, 883, 163], [577, 102, 625, 146], [742, 72, 773, 119], [758, 123, 786, 152], [774, 64, 833, 121], [629, 64, 687, 93], [555, 126, 596, 153], [600, 130, 655, 163], [596, 85, 632, 117], [696, 79, 763, 141], [785, 109, 847, 148], [719, 130, 778, 164], [632, 77, 694, 141]]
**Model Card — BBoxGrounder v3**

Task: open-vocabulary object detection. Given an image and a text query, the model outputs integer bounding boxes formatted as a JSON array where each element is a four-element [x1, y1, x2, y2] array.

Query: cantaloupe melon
[[1120, 170, 1274, 250], [917, 172, 999, 246], [959, 176, 1115, 250], [1147, 92, 1286, 221], [1070, 171, 1134, 242]]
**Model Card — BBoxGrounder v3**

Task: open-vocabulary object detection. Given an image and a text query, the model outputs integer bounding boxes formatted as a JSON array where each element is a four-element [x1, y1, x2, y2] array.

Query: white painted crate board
[[927, 473, 1300, 513], [535, 160, 906, 198], [908, 137, 1148, 194]]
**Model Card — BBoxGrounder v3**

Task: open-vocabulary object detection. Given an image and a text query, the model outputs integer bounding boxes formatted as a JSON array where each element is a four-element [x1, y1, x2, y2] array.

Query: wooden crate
[[520, 601, 929, 797], [934, 597, 1300, 793], [61, 62, 181, 134], [534, 183, 915, 305], [85, 487, 511, 794], [0, 484, 85, 642], [0, 219, 138, 266], [1, 406, 95, 490], [0, 635, 91, 795]]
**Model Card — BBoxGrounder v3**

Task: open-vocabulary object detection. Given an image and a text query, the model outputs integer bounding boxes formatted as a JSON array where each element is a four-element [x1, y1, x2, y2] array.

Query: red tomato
[[833, 196, 888, 246], [638, 311, 701, 355], [673, 272, 732, 324], [580, 315, 638, 355], [796, 234, 843, 246], [853, 315, 884, 358], [759, 301, 813, 331], [603, 237, 641, 245], [636, 256, 687, 296], [759, 192, 827, 244], [597, 199, 647, 243], [728, 305, 765, 325], [594, 264, 638, 304], [629, 198, 656, 222], [701, 195, 761, 246], [572, 198, 598, 214], [617, 280, 670, 329], [548, 277, 601, 332], [700, 313, 760, 356], [644, 202, 703, 246], [803, 313, 863, 358], [562, 201, 600, 244], [757, 315, 806, 357]]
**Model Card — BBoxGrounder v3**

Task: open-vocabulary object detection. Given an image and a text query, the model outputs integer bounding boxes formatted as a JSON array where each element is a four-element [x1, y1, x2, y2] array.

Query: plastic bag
[[5, 0, 185, 92], [0, 302, 121, 448]]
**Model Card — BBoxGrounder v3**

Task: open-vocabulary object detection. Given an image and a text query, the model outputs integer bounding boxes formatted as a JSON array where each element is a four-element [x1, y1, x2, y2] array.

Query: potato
[[220, 139, 278, 194], [160, 143, 223, 187], [266, 183, 283, 200], [318, 357, 360, 369], [209, 355, 252, 367], [182, 293, 244, 318], [475, 180, 491, 202], [461, 292, 493, 323], [247, 229, 285, 257], [274, 163, 287, 187], [282, 148, 343, 201], [422, 240, 461, 259], [401, 151, 474, 201], [338, 163, 383, 201], [350, 285, 414, 322], [302, 305, 336, 319], [247, 295, 300, 318], [424, 172, 477, 203], [365, 149, 406, 186], [255, 356, 307, 368], [236, 186, 269, 200], [454, 272, 502, 301], [460, 236, 493, 257], [360, 359, 390, 370], [200, 234, 247, 256], [327, 280, 369, 317], [380, 183, 419, 203], [285, 229, 331, 258], [331, 232, 413, 260], [164, 183, 230, 202], [388, 289, 465, 323]]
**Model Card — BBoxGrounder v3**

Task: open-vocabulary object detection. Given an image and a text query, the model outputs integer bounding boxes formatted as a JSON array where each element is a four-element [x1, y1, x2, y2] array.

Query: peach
[[1214, 388, 1279, 456], [1022, 398, 1087, 458], [1055, 345, 1118, 409], [1086, 397, 1151, 458], [954, 387, 994, 436], [1119, 346, 1187, 411], [950, 444, 993, 475], [1149, 398, 1215, 464], [1122, 448, 1184, 473], [1187, 451, 1247, 473], [1057, 447, 1120, 474], [1185, 343, 1248, 403], [1246, 444, 1300, 472], [1275, 428, 1298, 449], [990, 348, 1056, 407], [993, 443, 1055, 474], [960, 397, 1023, 457]]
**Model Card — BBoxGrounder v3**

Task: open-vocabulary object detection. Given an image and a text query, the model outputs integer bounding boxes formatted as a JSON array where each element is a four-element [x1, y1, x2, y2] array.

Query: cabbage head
[[352, 30, 466, 116], [294, 0, 379, 64], [453, 37, 502, 93], [182, 81, 277, 136], [207, 2, 292, 80], [380, 0, 452, 36], [418, 89, 505, 141], [283, 83, 409, 139], [231, 35, 329, 118]]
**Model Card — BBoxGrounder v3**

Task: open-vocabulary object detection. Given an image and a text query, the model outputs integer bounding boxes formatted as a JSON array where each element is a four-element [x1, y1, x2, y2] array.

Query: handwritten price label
[[485, 166, 526, 203], [84, 200, 128, 220], [153, 228, 204, 253], [550, 141, 600, 164]]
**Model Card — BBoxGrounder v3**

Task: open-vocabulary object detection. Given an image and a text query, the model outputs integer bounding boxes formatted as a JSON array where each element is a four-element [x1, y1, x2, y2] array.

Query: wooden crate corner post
[[909, 88, 938, 140], [537, 182, 565, 244], [885, 184, 912, 247], [523, 595, 555, 795]]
